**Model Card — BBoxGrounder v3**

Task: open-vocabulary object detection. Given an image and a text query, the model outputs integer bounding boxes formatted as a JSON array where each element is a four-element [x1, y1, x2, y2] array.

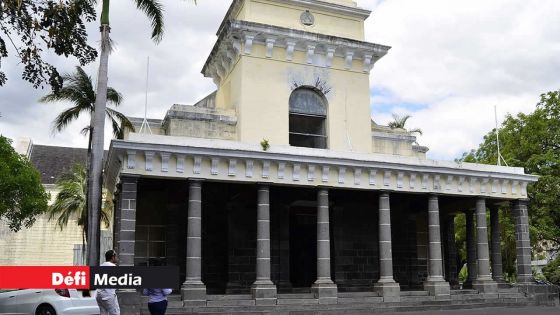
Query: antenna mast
[[495, 105, 507, 166], [139, 56, 153, 134]]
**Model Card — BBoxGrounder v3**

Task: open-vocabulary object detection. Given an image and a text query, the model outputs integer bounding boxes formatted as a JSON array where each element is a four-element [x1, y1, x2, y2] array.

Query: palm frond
[[408, 128, 423, 136], [107, 87, 123, 106], [388, 113, 412, 129], [134, 0, 165, 42], [51, 106, 87, 134], [106, 107, 135, 139], [48, 163, 112, 235]]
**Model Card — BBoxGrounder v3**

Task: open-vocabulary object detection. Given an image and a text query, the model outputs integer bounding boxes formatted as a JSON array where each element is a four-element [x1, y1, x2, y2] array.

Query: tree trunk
[[87, 21, 110, 267]]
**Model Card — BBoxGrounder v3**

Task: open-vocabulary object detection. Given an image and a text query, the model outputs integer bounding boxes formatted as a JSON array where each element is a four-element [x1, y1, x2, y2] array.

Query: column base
[[473, 279, 498, 293], [116, 289, 141, 315], [424, 280, 451, 297], [449, 279, 461, 290], [251, 280, 277, 305], [373, 280, 401, 302], [463, 279, 475, 289], [312, 280, 338, 304], [181, 281, 207, 306]]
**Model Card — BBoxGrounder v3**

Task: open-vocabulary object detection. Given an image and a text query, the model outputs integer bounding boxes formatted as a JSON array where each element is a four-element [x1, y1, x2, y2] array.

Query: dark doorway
[[289, 207, 317, 287]]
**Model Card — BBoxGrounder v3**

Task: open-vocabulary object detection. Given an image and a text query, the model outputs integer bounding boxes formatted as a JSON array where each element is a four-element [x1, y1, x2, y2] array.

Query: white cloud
[[1, 0, 559, 162], [366, 0, 560, 159]]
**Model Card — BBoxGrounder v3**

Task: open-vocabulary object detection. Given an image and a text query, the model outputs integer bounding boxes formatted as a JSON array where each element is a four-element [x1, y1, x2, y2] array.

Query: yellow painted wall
[[220, 46, 372, 153], [0, 186, 83, 266], [236, 0, 366, 40]]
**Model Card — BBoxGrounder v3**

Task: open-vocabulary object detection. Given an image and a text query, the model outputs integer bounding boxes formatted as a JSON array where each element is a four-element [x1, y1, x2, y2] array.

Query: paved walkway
[[390, 306, 559, 315]]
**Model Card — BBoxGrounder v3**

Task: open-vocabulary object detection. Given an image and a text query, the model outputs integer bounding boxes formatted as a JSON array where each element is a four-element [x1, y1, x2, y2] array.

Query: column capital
[[512, 199, 529, 207], [187, 178, 205, 183], [120, 174, 140, 183]]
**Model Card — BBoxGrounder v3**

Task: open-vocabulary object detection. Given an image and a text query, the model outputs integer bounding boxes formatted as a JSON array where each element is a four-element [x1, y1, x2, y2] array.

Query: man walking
[[96, 250, 120, 315]]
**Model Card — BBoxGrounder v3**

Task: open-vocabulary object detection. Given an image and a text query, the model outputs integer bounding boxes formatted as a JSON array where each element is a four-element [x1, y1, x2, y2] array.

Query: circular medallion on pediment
[[300, 10, 315, 26]]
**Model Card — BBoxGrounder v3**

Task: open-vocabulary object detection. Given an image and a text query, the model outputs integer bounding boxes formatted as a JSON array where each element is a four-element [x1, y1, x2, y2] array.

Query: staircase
[[140, 287, 539, 314]]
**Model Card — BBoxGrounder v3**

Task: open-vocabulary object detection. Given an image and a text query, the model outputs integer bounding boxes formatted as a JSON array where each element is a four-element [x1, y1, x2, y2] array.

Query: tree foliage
[[461, 90, 560, 249], [0, 0, 98, 91], [0, 136, 49, 231], [48, 163, 111, 243], [39, 66, 134, 141], [542, 257, 560, 285]]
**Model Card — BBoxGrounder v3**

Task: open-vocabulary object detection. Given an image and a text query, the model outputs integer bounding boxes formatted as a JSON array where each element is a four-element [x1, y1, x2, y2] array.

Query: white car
[[0, 289, 99, 315]]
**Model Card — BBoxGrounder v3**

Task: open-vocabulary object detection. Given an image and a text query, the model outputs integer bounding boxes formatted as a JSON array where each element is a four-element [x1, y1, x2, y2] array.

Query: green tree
[[48, 163, 112, 249], [462, 91, 560, 246], [0, 136, 49, 231], [542, 257, 560, 285], [461, 90, 560, 280], [0, 0, 98, 91], [388, 113, 423, 135], [39, 66, 134, 145]]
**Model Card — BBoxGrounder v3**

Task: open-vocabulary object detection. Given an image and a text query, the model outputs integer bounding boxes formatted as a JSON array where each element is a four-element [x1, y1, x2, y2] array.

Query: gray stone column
[[251, 184, 277, 305], [312, 188, 337, 304], [473, 198, 498, 292], [181, 180, 206, 305], [445, 214, 460, 289], [116, 176, 141, 314], [490, 206, 504, 283], [112, 184, 121, 255], [423, 195, 450, 297], [464, 209, 477, 288], [373, 192, 400, 302], [512, 200, 533, 284]]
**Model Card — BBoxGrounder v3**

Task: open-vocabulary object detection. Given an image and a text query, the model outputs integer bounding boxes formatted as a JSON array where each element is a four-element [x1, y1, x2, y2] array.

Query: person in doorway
[[96, 250, 120, 315], [142, 288, 172, 315], [143, 259, 172, 315]]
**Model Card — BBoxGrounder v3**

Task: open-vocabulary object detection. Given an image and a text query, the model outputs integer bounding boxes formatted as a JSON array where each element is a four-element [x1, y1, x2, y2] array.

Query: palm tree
[[388, 113, 423, 135], [48, 164, 112, 263], [87, 0, 196, 266], [40, 66, 134, 145]]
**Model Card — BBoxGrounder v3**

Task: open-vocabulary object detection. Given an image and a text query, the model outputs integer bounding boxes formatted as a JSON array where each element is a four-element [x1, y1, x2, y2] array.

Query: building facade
[[0, 139, 112, 266], [105, 0, 550, 312]]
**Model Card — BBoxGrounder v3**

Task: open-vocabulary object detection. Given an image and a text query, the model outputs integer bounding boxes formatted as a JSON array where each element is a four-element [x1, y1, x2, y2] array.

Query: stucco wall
[[236, 0, 366, 41], [0, 186, 83, 266]]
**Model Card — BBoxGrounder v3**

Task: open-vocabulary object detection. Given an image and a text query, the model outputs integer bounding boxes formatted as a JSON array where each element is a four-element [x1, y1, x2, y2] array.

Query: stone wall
[[332, 201, 379, 292], [163, 104, 237, 140]]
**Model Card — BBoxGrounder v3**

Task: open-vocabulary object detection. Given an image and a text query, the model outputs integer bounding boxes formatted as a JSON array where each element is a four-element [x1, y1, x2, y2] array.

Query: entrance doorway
[[289, 207, 317, 288]]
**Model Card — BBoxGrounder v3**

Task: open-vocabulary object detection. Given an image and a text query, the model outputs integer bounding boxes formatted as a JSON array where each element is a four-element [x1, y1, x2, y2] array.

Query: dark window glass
[[289, 88, 327, 149]]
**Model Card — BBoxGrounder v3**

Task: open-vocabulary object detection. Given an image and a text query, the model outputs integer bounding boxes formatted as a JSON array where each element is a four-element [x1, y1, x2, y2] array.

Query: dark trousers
[[148, 300, 168, 315]]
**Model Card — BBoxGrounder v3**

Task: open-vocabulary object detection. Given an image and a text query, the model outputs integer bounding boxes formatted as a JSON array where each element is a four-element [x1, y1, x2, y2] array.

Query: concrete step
[[451, 289, 479, 295], [338, 296, 384, 304], [338, 291, 379, 298], [277, 293, 314, 299], [207, 294, 252, 300], [401, 295, 435, 302], [206, 299, 255, 307], [498, 287, 521, 293], [499, 292, 526, 299], [276, 298, 318, 305], [401, 290, 429, 296], [451, 293, 483, 301]]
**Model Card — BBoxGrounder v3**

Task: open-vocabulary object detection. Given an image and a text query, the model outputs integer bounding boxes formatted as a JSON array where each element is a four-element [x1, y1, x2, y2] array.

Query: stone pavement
[[393, 306, 558, 315]]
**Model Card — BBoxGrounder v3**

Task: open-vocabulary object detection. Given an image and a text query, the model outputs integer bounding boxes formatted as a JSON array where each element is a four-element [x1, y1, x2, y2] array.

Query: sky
[[1, 0, 559, 161]]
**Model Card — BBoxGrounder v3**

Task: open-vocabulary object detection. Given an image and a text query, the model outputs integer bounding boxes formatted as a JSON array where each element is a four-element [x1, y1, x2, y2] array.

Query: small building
[[0, 139, 112, 266], [104, 0, 550, 312]]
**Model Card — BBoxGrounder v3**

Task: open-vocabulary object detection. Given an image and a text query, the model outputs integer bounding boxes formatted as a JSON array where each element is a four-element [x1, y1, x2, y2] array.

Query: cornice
[[104, 135, 537, 200], [202, 19, 391, 84]]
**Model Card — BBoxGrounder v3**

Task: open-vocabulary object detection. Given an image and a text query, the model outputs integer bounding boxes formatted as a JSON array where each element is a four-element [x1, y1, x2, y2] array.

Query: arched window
[[289, 87, 327, 149]]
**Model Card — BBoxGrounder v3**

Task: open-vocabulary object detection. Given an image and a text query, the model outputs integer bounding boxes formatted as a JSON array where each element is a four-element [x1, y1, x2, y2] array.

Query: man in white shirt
[[96, 250, 120, 315]]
